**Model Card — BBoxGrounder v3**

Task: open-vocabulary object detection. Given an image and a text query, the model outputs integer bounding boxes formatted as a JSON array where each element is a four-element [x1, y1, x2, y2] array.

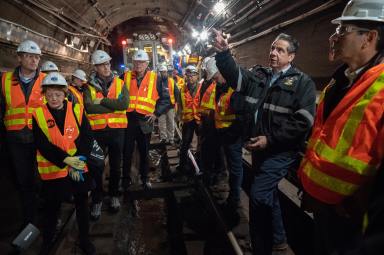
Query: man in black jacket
[[213, 31, 316, 255]]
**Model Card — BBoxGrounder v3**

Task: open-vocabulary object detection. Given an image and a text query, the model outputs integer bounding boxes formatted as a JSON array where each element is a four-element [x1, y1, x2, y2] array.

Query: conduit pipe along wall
[[230, 0, 312, 40], [221, 0, 257, 27], [230, 0, 343, 48], [226, 0, 281, 33], [180, 0, 199, 29]]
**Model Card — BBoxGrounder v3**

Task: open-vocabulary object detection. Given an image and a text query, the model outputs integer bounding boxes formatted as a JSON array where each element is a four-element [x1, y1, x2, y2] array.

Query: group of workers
[[0, 0, 383, 255]]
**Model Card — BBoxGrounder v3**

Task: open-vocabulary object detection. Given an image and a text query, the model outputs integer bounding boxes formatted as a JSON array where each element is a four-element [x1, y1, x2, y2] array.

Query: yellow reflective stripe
[[68, 148, 77, 156], [89, 119, 107, 125], [125, 71, 132, 91], [73, 103, 81, 123], [129, 104, 136, 108], [35, 107, 51, 142], [89, 86, 96, 100], [302, 160, 358, 196], [136, 104, 155, 113], [137, 97, 156, 105], [116, 78, 122, 97], [4, 119, 25, 126], [147, 71, 156, 98], [6, 108, 26, 115], [218, 114, 236, 120], [313, 140, 376, 176], [108, 118, 128, 124], [337, 74, 384, 154], [362, 213, 369, 234], [4, 72, 12, 106]]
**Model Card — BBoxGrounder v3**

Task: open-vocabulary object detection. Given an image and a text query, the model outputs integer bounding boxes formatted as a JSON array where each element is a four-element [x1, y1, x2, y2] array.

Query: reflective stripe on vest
[[2, 71, 45, 130], [181, 82, 202, 122], [69, 85, 84, 105], [34, 101, 88, 180], [168, 78, 176, 105], [299, 65, 384, 204], [200, 81, 216, 115], [215, 88, 236, 128], [125, 71, 158, 115], [86, 77, 128, 130]]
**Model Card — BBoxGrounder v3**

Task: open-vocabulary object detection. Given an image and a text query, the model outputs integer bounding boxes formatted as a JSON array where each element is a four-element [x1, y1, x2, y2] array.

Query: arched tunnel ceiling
[[0, 0, 349, 83]]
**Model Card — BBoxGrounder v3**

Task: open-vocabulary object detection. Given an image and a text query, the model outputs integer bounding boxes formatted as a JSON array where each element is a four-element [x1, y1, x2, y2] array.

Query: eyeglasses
[[186, 72, 198, 76], [335, 25, 371, 37]]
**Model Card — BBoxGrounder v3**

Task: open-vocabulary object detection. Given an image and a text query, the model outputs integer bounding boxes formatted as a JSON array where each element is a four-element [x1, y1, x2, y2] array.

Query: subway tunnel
[[2, 0, 383, 255]]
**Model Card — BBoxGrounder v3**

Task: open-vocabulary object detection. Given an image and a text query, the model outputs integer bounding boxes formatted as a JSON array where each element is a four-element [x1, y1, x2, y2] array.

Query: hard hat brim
[[332, 16, 384, 24]]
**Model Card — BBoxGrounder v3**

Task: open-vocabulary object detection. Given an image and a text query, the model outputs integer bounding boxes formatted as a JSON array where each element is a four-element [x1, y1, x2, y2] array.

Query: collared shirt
[[344, 66, 365, 86], [255, 64, 291, 123]]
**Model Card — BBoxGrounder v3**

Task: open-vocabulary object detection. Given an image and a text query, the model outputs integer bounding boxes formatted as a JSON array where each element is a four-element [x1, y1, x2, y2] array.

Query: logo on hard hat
[[51, 77, 58, 82], [31, 46, 36, 50], [138, 54, 142, 57]]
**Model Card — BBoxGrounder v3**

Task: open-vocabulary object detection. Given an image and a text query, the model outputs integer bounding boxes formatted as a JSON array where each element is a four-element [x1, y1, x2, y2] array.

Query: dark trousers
[[200, 119, 225, 184], [92, 129, 124, 200], [179, 120, 199, 172], [123, 120, 151, 183], [313, 205, 362, 255], [249, 151, 298, 255], [221, 135, 243, 204], [42, 181, 89, 245], [7, 141, 38, 226]]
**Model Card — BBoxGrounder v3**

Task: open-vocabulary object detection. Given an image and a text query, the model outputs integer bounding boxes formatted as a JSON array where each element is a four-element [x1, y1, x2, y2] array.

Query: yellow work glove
[[63, 156, 86, 170], [68, 168, 81, 182]]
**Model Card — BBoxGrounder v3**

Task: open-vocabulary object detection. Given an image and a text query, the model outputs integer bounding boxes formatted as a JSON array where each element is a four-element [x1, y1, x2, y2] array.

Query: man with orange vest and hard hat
[[68, 69, 87, 106], [0, 40, 45, 228], [122, 49, 158, 190], [32, 72, 95, 255], [176, 65, 202, 174], [298, 1, 384, 254], [205, 58, 245, 212], [84, 50, 128, 219], [156, 64, 179, 144]]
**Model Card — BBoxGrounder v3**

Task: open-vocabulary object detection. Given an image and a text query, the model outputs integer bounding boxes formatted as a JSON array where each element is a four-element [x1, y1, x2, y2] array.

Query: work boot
[[79, 239, 96, 255], [272, 242, 292, 255], [90, 202, 102, 221], [109, 197, 120, 213]]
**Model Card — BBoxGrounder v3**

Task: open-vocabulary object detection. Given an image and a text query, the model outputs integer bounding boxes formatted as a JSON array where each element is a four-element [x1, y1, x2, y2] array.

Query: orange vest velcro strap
[[2, 71, 45, 130], [86, 78, 128, 130], [125, 71, 158, 114]]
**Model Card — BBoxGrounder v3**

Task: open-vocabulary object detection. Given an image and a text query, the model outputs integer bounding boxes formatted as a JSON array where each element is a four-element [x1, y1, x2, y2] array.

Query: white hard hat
[[185, 65, 198, 73], [332, 0, 384, 24], [41, 61, 59, 72], [133, 49, 149, 61], [17, 40, 41, 55], [206, 58, 219, 80], [72, 69, 87, 82], [91, 50, 112, 65], [158, 65, 168, 72], [42, 72, 68, 87], [201, 57, 211, 70], [167, 65, 174, 71]]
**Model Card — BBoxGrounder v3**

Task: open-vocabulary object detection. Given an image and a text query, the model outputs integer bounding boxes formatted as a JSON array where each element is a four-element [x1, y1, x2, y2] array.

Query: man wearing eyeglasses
[[297, 0, 384, 254]]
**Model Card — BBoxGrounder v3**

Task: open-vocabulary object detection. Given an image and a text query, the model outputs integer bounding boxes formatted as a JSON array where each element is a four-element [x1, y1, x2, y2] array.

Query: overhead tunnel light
[[213, 1, 226, 15]]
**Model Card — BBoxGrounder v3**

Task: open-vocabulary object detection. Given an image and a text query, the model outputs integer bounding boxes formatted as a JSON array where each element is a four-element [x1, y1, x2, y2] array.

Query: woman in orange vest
[[68, 69, 87, 105], [32, 72, 95, 255]]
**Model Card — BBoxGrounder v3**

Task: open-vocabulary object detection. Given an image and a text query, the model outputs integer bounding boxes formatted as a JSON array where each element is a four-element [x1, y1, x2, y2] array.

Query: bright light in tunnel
[[192, 30, 199, 38], [213, 1, 226, 15], [200, 30, 209, 41]]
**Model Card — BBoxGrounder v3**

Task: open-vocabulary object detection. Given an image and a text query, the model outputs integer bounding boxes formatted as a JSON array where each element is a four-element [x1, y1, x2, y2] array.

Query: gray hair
[[274, 33, 300, 54]]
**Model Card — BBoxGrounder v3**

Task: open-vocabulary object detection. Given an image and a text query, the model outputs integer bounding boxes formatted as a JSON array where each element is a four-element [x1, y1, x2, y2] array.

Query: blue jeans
[[249, 151, 298, 255], [222, 135, 243, 204]]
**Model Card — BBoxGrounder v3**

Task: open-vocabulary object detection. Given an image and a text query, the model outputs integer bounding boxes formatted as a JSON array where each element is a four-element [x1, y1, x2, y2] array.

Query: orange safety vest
[[175, 75, 185, 90], [86, 77, 128, 130], [1, 71, 45, 131], [181, 81, 202, 123], [215, 87, 236, 129], [124, 71, 159, 115], [298, 64, 384, 205], [199, 81, 216, 115], [68, 85, 83, 105], [33, 101, 88, 180]]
